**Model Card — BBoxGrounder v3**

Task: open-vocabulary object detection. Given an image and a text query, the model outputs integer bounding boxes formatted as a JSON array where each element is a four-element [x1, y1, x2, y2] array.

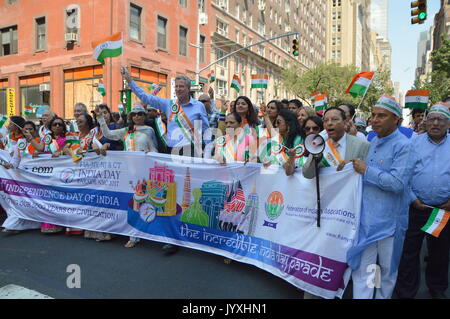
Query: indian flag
[[0, 114, 7, 128], [314, 94, 328, 112], [92, 32, 123, 65], [97, 81, 106, 96], [230, 74, 241, 93], [24, 105, 33, 116], [310, 91, 321, 103], [405, 90, 429, 109], [118, 104, 124, 113], [251, 74, 268, 89], [208, 71, 216, 83], [65, 134, 80, 144], [346, 72, 374, 98], [421, 208, 450, 238], [48, 140, 60, 154]]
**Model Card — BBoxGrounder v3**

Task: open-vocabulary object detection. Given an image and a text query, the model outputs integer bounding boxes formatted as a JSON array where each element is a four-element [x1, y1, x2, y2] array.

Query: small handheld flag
[[421, 208, 450, 238], [251, 74, 268, 89], [0, 114, 8, 128], [346, 72, 374, 98], [405, 90, 429, 109], [208, 71, 216, 83], [230, 75, 241, 93], [97, 81, 106, 96], [24, 105, 34, 116], [92, 32, 123, 65]]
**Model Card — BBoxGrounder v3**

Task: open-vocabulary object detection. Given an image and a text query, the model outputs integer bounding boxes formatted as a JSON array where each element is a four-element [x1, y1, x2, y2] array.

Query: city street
[[0, 212, 440, 299]]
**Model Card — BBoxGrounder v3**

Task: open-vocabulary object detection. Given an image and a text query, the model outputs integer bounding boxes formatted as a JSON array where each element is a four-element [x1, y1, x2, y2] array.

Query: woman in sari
[[95, 104, 158, 248], [1, 119, 41, 233]]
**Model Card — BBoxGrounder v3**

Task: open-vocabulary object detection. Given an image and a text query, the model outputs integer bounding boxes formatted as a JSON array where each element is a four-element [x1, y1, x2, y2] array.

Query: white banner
[[0, 150, 361, 298]]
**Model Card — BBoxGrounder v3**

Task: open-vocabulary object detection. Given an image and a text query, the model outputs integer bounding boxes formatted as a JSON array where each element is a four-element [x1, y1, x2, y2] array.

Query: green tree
[[414, 34, 450, 104], [282, 63, 393, 116]]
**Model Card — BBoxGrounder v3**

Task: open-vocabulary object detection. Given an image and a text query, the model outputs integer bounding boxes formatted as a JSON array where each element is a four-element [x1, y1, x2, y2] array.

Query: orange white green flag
[[345, 72, 374, 98], [310, 91, 321, 103], [92, 32, 123, 65], [314, 94, 328, 112], [251, 74, 268, 89], [405, 90, 429, 109], [97, 80, 106, 96], [230, 74, 241, 93], [421, 208, 450, 238]]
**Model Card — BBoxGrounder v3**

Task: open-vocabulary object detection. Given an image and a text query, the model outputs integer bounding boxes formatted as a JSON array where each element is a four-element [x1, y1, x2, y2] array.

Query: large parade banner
[[0, 150, 361, 298]]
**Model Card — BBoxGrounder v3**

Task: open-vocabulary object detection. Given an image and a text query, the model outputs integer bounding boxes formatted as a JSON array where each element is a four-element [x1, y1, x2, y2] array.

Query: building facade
[[325, 0, 372, 71], [207, 0, 327, 104], [0, 0, 211, 118], [432, 0, 450, 52]]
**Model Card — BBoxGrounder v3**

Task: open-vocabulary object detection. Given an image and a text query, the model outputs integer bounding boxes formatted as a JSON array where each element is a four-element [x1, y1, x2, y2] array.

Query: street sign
[[6, 88, 15, 117]]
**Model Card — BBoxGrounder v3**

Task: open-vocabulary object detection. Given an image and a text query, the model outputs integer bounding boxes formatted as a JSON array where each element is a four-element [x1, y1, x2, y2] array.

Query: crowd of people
[[0, 67, 449, 299]]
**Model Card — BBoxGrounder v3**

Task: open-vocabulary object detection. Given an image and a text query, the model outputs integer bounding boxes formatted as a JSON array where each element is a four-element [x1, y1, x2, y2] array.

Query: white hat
[[428, 103, 450, 119], [130, 105, 146, 114], [374, 94, 402, 117]]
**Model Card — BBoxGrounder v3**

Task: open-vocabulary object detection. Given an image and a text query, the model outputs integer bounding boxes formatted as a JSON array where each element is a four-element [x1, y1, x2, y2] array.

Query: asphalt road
[[0, 212, 443, 299]]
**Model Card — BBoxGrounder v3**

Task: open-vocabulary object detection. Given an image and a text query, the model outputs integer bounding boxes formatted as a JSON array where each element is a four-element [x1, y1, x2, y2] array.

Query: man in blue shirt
[[121, 66, 210, 157], [348, 95, 413, 299], [395, 103, 450, 299]]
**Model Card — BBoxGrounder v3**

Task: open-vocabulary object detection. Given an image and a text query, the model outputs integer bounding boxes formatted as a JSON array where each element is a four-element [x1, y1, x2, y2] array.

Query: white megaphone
[[304, 133, 325, 155], [304, 133, 326, 228]]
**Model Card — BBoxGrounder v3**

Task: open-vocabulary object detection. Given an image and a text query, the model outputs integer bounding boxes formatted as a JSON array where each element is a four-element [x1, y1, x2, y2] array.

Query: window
[[1, 25, 18, 56], [179, 0, 187, 7], [35, 17, 46, 51], [130, 3, 142, 41], [215, 48, 227, 68], [179, 26, 188, 56], [200, 35, 205, 63], [157, 16, 167, 49], [216, 20, 228, 36], [0, 79, 8, 115], [216, 79, 227, 96], [20, 73, 51, 120]]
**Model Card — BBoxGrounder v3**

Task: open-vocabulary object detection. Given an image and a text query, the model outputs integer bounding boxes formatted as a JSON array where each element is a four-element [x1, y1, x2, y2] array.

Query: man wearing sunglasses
[[302, 107, 369, 179]]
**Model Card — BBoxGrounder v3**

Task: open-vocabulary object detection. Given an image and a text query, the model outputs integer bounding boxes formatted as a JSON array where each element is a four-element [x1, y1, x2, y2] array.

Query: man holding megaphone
[[302, 107, 370, 179]]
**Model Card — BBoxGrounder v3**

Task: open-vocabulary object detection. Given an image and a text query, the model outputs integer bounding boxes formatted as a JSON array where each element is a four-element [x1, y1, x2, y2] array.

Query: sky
[[389, 0, 441, 93]]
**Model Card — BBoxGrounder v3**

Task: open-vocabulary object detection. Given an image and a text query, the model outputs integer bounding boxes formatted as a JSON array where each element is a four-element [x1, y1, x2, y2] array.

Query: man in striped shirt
[[395, 104, 450, 299]]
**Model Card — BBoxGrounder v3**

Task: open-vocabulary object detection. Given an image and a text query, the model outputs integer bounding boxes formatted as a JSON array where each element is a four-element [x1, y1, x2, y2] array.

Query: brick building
[[0, 0, 210, 119]]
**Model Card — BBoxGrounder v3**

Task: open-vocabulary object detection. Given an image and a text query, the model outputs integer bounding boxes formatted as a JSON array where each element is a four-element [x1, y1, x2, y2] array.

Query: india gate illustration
[[132, 162, 177, 216]]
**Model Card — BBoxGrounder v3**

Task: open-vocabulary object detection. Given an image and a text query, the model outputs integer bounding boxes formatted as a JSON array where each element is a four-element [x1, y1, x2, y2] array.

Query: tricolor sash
[[123, 131, 136, 152], [321, 139, 344, 167], [155, 117, 168, 146], [169, 100, 195, 145], [269, 135, 305, 167]]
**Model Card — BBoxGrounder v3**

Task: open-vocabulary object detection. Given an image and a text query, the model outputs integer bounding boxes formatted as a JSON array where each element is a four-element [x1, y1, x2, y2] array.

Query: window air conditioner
[[39, 83, 50, 92], [65, 32, 78, 42]]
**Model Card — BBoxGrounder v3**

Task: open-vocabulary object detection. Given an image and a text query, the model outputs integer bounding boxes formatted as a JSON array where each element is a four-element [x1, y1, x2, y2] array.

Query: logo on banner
[[264, 191, 284, 229], [60, 168, 76, 184]]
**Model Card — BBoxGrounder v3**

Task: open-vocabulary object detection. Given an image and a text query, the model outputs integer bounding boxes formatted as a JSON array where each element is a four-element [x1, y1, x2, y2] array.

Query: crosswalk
[[0, 284, 53, 299]]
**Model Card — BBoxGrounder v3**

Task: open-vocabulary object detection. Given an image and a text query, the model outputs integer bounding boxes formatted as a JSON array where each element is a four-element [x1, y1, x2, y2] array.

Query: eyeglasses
[[304, 126, 320, 132], [426, 117, 448, 124], [52, 122, 64, 127], [132, 112, 146, 117]]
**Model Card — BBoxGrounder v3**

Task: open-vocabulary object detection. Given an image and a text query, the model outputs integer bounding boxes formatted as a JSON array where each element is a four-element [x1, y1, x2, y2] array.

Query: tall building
[[432, 0, 450, 53], [207, 0, 327, 103], [326, 0, 372, 71], [370, 0, 389, 40], [0, 0, 211, 118], [416, 29, 433, 82]]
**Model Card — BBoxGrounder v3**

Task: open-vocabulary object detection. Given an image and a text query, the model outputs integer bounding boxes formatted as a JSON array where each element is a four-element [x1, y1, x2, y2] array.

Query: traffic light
[[292, 39, 299, 56], [411, 0, 427, 24]]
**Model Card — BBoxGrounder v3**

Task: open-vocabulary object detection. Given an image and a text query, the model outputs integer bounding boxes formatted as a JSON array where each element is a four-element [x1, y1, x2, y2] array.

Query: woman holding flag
[[94, 104, 158, 248], [261, 109, 306, 176]]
